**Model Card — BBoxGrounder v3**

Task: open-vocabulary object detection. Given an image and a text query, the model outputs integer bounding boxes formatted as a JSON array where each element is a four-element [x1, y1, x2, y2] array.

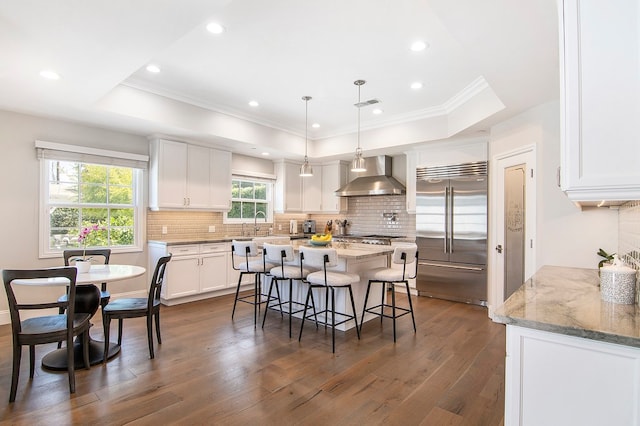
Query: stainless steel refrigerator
[[415, 162, 488, 306]]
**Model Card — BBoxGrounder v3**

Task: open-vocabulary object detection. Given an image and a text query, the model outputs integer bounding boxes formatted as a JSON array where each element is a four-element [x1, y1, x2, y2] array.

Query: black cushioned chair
[[2, 267, 91, 402], [102, 254, 172, 361]]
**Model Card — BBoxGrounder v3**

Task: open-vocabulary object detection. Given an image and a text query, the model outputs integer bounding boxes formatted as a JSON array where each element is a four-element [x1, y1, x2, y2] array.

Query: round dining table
[[14, 264, 146, 370]]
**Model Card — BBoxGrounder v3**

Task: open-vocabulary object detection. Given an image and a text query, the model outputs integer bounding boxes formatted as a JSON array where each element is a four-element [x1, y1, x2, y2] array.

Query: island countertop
[[148, 238, 393, 260], [493, 265, 640, 348]]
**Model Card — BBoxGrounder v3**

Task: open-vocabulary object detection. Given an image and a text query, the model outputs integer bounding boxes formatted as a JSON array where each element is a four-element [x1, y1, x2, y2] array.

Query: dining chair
[[261, 243, 316, 338], [2, 267, 91, 402], [298, 246, 360, 353], [57, 248, 111, 348], [360, 244, 418, 342], [102, 254, 172, 361], [230, 240, 278, 326]]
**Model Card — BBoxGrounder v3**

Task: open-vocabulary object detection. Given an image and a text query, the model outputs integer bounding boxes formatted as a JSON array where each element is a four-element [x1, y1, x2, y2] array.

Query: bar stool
[[360, 244, 418, 342], [262, 243, 316, 338], [298, 246, 360, 353], [231, 240, 278, 326]]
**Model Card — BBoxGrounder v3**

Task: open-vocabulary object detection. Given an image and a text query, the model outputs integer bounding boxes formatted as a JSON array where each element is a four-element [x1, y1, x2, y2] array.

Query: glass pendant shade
[[300, 159, 313, 176], [351, 80, 367, 173], [351, 148, 366, 172], [300, 95, 313, 177]]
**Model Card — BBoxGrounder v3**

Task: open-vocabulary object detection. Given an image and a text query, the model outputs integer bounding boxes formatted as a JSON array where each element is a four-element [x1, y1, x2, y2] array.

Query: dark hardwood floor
[[0, 290, 505, 425]]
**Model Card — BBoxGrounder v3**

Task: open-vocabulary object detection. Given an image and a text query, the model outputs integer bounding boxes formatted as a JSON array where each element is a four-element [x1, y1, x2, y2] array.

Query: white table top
[[12, 264, 146, 286]]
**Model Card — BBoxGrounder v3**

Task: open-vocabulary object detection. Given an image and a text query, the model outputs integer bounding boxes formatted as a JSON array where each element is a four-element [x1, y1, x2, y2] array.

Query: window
[[41, 159, 143, 256], [225, 177, 273, 222]]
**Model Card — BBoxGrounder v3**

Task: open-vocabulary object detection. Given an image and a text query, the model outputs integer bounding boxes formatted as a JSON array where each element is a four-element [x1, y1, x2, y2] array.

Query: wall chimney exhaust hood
[[335, 156, 406, 196]]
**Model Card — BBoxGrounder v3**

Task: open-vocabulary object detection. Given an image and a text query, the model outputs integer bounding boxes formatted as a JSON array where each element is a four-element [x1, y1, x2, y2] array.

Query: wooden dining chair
[[102, 254, 171, 361], [2, 267, 91, 402], [57, 248, 111, 349], [61, 248, 112, 311]]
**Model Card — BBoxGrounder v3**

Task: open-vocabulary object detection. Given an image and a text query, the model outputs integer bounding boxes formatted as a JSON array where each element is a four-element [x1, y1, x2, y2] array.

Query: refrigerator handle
[[449, 186, 454, 253], [444, 186, 449, 254]]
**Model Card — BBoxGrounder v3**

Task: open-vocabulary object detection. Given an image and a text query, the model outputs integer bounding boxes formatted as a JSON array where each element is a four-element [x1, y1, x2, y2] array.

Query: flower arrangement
[[76, 223, 105, 261]]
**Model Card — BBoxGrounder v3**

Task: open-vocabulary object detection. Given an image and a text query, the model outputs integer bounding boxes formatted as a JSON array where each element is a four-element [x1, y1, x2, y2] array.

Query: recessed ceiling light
[[410, 41, 428, 52], [40, 69, 60, 80], [146, 64, 161, 73], [248, 100, 259, 107], [372, 108, 383, 115], [261, 152, 270, 156], [312, 123, 320, 128], [410, 82, 423, 90], [206, 22, 225, 34]]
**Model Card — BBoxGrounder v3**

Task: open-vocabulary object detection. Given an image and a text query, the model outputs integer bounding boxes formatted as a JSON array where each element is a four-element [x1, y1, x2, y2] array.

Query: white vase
[[75, 259, 91, 274]]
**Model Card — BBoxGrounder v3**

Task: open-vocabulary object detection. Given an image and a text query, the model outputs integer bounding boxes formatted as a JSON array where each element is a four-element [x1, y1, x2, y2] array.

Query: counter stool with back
[[261, 242, 317, 338], [231, 240, 279, 326], [298, 246, 360, 353], [360, 244, 418, 342]]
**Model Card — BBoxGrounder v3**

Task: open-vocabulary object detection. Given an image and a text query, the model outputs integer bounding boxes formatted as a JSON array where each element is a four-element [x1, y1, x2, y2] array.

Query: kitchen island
[[270, 240, 394, 331], [149, 238, 393, 330], [493, 265, 640, 426]]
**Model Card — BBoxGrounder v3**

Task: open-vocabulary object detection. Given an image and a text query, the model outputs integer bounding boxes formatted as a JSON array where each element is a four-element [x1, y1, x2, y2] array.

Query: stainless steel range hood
[[335, 156, 406, 196]]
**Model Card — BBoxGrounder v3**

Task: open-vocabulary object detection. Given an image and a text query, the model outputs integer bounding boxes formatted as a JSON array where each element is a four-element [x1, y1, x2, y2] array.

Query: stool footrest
[[266, 300, 307, 316], [302, 309, 357, 328], [236, 293, 278, 306], [364, 303, 412, 319]]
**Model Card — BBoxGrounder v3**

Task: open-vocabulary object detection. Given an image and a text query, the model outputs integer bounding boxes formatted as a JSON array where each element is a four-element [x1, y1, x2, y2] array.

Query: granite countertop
[[149, 236, 392, 260], [493, 265, 640, 348], [148, 234, 308, 245]]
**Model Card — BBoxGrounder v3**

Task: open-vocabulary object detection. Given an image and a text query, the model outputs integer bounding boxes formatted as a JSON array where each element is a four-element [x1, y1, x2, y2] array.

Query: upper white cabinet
[[405, 154, 417, 214], [149, 138, 231, 211], [302, 164, 322, 213], [274, 160, 303, 213], [208, 148, 232, 210], [559, 0, 640, 203], [321, 161, 348, 213]]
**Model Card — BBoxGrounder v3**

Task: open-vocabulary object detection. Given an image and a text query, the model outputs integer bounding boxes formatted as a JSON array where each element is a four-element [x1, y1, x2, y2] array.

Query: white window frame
[[37, 141, 147, 258], [223, 175, 274, 224]]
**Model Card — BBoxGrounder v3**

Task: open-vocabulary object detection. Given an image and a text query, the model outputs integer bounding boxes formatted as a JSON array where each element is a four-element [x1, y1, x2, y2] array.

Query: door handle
[[495, 244, 503, 254]]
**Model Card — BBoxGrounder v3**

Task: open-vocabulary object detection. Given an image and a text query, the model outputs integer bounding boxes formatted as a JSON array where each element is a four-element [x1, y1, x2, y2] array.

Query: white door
[[491, 146, 536, 308]]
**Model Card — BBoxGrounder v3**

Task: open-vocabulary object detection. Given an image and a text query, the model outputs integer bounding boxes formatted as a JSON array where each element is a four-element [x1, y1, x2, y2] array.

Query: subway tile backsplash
[[147, 195, 416, 240], [618, 200, 640, 271], [311, 195, 414, 237]]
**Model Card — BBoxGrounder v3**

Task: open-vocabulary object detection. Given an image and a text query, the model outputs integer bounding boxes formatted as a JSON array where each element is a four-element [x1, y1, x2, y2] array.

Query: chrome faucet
[[254, 211, 266, 236]]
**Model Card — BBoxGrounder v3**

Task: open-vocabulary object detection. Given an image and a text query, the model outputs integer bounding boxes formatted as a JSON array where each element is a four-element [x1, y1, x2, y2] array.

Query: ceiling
[[0, 0, 559, 161]]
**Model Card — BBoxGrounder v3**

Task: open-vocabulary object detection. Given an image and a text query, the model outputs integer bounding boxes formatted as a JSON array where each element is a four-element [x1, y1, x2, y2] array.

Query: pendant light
[[351, 80, 367, 172], [299, 95, 314, 177]]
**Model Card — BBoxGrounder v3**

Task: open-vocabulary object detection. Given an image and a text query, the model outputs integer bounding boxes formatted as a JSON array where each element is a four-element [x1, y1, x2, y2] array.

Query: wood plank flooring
[[0, 290, 505, 425]]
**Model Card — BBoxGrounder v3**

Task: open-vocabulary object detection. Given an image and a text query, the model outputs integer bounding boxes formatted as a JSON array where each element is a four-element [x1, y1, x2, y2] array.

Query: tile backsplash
[[618, 200, 640, 271], [315, 195, 414, 237], [147, 195, 415, 240]]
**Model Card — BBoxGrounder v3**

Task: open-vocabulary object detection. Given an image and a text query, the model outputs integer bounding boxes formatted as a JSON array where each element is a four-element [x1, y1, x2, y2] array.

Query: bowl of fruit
[[309, 233, 332, 246]]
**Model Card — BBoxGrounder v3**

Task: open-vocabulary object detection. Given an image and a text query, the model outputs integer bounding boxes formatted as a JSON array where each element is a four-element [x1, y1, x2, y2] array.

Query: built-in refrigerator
[[415, 161, 488, 306]]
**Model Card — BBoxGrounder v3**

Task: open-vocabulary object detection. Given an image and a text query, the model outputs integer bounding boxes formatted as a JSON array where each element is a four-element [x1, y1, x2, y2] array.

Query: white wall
[[0, 110, 150, 320], [489, 100, 618, 271]]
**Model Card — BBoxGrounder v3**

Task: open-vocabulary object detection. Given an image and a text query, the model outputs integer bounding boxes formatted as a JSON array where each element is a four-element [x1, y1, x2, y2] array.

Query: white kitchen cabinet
[[149, 138, 232, 211], [559, 0, 640, 203], [405, 154, 417, 214], [321, 161, 348, 213], [149, 242, 230, 305], [505, 325, 640, 426], [209, 148, 232, 210], [302, 164, 322, 213], [274, 160, 302, 213]]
